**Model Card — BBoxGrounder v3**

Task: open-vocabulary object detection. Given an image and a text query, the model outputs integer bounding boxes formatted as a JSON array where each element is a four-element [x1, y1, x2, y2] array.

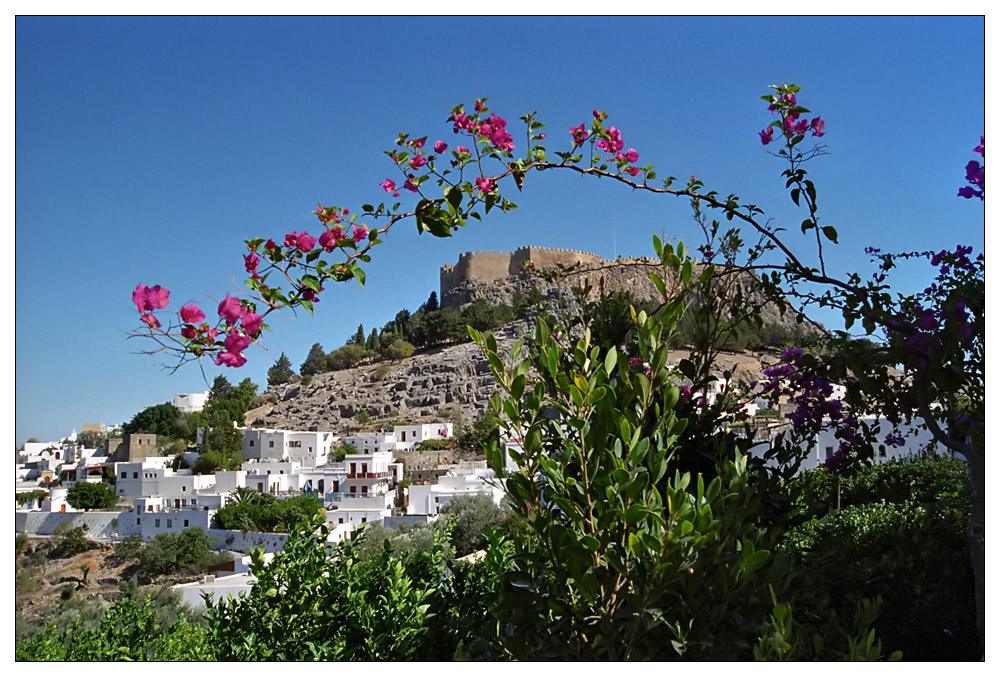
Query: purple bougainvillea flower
[[475, 177, 495, 193], [380, 178, 397, 194], [139, 312, 160, 329], [759, 127, 774, 145], [810, 117, 825, 137], [244, 252, 260, 275], [410, 153, 427, 169], [353, 226, 369, 242], [974, 136, 984, 157], [218, 295, 244, 325], [242, 311, 263, 336], [625, 148, 639, 163], [434, 140, 448, 154], [181, 324, 198, 340], [319, 230, 337, 252], [180, 304, 206, 324], [295, 231, 317, 252]]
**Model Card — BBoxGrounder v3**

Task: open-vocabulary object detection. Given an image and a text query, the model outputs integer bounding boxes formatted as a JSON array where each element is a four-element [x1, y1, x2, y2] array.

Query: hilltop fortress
[[440, 246, 607, 305]]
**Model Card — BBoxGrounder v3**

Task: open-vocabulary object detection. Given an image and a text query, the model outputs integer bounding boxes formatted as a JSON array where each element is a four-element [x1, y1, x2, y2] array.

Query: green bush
[[65, 482, 117, 511], [139, 528, 217, 576], [213, 492, 323, 533], [439, 493, 506, 557], [782, 487, 978, 660], [114, 534, 145, 561], [300, 373, 313, 386], [53, 525, 93, 557]]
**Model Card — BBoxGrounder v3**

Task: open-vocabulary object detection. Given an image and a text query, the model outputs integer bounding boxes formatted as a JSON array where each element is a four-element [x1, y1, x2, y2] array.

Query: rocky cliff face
[[251, 322, 528, 433]]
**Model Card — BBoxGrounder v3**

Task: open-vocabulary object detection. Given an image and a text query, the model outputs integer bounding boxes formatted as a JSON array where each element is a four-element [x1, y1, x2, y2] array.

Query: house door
[[175, 499, 181, 509], [258, 483, 264, 491], [318, 479, 324, 492]]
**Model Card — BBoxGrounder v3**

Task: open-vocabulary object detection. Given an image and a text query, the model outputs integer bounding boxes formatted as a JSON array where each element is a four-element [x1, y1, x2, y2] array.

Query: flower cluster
[[759, 87, 825, 146], [759, 348, 843, 441], [132, 283, 170, 329], [958, 136, 984, 200], [570, 110, 642, 176], [213, 295, 262, 367]]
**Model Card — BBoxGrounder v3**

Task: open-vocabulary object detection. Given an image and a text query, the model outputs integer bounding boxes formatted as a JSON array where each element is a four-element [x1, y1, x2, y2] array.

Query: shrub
[[65, 482, 117, 511], [114, 534, 145, 561], [140, 528, 217, 576], [373, 365, 392, 381], [300, 373, 313, 386], [53, 525, 93, 557], [327, 343, 367, 371], [355, 411, 371, 425], [440, 493, 506, 557]]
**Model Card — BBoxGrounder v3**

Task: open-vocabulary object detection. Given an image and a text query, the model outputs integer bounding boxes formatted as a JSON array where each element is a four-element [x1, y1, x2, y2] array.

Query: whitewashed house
[[406, 468, 504, 516], [343, 422, 453, 455], [173, 391, 209, 413], [239, 427, 334, 467]]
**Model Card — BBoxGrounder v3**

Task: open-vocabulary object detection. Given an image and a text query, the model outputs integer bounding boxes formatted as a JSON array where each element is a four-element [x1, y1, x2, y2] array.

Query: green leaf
[[445, 185, 462, 210], [624, 504, 646, 525], [822, 225, 838, 244], [587, 386, 607, 404], [604, 345, 618, 376]]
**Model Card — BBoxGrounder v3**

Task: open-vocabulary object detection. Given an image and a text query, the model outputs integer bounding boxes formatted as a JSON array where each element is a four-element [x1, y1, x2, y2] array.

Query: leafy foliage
[[327, 343, 367, 371], [139, 527, 217, 576], [65, 482, 117, 511], [439, 493, 506, 556], [213, 490, 324, 533], [122, 402, 188, 438]]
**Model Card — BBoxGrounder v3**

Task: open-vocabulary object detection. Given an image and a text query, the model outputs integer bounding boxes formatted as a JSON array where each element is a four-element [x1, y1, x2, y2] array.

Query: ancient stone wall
[[440, 246, 605, 306]]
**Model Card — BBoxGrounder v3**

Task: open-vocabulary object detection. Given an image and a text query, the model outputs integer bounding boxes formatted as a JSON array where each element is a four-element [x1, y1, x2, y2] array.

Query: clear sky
[[15, 16, 985, 445]]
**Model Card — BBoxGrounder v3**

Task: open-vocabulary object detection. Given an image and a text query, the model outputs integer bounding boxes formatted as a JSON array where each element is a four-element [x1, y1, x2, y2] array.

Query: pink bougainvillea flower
[[353, 226, 369, 242], [139, 312, 160, 329], [410, 153, 427, 169], [204, 326, 218, 343], [759, 127, 774, 145], [380, 178, 397, 193], [974, 136, 984, 157], [332, 226, 345, 240], [284, 232, 299, 248], [475, 177, 495, 193], [319, 230, 337, 252], [434, 140, 448, 153], [132, 284, 170, 312], [242, 311, 263, 336], [412, 137, 426, 149], [218, 295, 244, 325], [132, 284, 151, 312], [244, 252, 260, 275], [300, 285, 322, 302], [456, 145, 470, 156], [570, 124, 587, 145], [475, 99, 485, 112], [625, 148, 639, 163], [264, 238, 277, 250], [296, 231, 317, 252], [595, 126, 624, 153], [810, 117, 825, 137], [626, 166, 641, 176], [181, 324, 198, 340], [180, 304, 206, 324], [403, 174, 419, 193]]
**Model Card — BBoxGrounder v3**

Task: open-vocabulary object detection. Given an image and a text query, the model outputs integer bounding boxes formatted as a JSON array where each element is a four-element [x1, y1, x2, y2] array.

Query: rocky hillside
[[252, 258, 821, 434], [251, 322, 528, 433]]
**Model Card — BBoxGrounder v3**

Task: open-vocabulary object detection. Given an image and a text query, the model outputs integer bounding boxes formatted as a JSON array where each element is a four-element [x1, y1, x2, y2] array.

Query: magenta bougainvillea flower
[[353, 226, 369, 242], [570, 124, 587, 145], [810, 117, 825, 137], [759, 127, 774, 145], [139, 312, 160, 329], [244, 252, 260, 275], [132, 284, 170, 313], [380, 178, 397, 193], [475, 177, 495, 193], [434, 140, 447, 153], [319, 230, 337, 252], [596, 126, 624, 153], [218, 295, 243, 325], [403, 174, 419, 193], [410, 153, 427, 169], [295, 231, 317, 252], [180, 304, 206, 324], [242, 311, 263, 336], [181, 324, 197, 339]]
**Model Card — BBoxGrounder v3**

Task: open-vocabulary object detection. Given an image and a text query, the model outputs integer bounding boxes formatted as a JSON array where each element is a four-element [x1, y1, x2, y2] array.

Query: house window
[[121, 472, 127, 479], [133, 472, 139, 479], [182, 486, 186, 492], [155, 519, 160, 527], [880, 448, 887, 457], [184, 520, 189, 527], [824, 446, 834, 459], [351, 486, 356, 494], [167, 519, 172, 528], [269, 441, 274, 448], [249, 440, 254, 447], [401, 431, 406, 442], [339, 517, 344, 524], [136, 517, 141, 525]]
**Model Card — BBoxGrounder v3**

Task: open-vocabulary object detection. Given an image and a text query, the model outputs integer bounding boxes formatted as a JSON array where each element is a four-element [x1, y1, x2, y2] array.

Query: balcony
[[346, 471, 390, 480]]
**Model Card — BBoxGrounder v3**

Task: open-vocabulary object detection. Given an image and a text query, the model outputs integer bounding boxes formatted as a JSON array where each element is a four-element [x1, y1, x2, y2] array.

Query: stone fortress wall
[[440, 246, 605, 302]]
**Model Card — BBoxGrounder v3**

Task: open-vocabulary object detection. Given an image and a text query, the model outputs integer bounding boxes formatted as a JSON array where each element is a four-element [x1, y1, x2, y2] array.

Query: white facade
[[344, 422, 453, 455], [173, 391, 209, 413], [239, 428, 334, 467], [407, 468, 504, 516], [114, 459, 216, 504]]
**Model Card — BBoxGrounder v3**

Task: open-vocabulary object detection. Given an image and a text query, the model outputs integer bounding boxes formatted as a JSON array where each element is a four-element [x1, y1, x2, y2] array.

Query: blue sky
[[15, 16, 985, 444]]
